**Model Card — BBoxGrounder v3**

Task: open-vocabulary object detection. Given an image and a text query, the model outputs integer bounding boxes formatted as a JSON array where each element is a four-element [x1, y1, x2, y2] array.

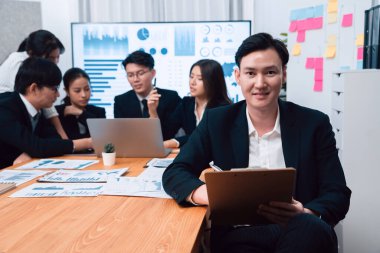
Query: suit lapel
[[230, 102, 249, 168], [279, 100, 299, 169]]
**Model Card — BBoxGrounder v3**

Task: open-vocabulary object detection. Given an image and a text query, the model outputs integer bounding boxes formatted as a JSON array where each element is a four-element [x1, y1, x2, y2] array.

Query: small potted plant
[[102, 143, 116, 166]]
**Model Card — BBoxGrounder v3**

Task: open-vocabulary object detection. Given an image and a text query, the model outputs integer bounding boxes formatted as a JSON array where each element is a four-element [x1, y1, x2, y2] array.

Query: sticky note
[[355, 34, 364, 46], [292, 43, 302, 56], [324, 46, 336, 58], [312, 17, 323, 29], [357, 60, 363, 69], [315, 57, 324, 70], [327, 2, 338, 13], [297, 20, 307, 31], [314, 5, 324, 17], [289, 21, 298, 32], [357, 47, 364, 60], [314, 69, 324, 81], [342, 13, 353, 27], [297, 30, 306, 42], [305, 58, 315, 69], [290, 9, 300, 21], [314, 80, 323, 92], [328, 13, 337, 23], [327, 35, 337, 46]]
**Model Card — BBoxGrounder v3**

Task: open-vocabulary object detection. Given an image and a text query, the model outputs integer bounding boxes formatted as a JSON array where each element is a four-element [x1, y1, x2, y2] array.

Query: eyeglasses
[[126, 69, 151, 79]]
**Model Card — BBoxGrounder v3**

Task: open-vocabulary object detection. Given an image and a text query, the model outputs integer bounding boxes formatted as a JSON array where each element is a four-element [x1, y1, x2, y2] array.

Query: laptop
[[205, 168, 296, 225], [87, 118, 171, 158]]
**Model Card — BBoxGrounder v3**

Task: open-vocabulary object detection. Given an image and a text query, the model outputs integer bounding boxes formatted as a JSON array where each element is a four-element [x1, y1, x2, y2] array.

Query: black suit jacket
[[56, 104, 106, 139], [163, 100, 351, 226], [170, 96, 230, 146], [114, 87, 181, 140], [0, 92, 73, 169]]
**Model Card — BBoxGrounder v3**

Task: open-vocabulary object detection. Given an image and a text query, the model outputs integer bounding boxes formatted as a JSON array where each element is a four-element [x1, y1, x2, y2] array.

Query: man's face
[[36, 85, 60, 109], [125, 63, 155, 97], [235, 48, 286, 113]]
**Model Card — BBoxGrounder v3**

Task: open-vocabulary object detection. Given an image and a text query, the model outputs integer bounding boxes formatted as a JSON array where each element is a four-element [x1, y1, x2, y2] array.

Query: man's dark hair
[[235, 33, 289, 68], [26, 29, 65, 57], [14, 57, 62, 95], [121, 50, 154, 69]]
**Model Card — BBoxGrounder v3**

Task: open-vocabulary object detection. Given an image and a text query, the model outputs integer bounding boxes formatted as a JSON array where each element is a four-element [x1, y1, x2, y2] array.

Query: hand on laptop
[[147, 89, 161, 118]]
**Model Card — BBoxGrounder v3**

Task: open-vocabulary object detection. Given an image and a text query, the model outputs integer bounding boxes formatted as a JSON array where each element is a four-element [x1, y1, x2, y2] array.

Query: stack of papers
[[16, 159, 99, 170], [38, 169, 128, 183], [0, 183, 16, 195]]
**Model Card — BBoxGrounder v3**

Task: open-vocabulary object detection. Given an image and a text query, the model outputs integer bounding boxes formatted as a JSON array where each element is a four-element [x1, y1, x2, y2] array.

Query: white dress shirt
[[246, 107, 286, 169]]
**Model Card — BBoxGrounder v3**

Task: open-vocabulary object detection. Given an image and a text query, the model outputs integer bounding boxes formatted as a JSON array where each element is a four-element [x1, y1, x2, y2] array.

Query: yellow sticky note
[[329, 0, 338, 2], [327, 2, 338, 13], [328, 13, 338, 23], [292, 43, 302, 56], [324, 45, 336, 58], [327, 35, 337, 46], [356, 34, 364, 46]]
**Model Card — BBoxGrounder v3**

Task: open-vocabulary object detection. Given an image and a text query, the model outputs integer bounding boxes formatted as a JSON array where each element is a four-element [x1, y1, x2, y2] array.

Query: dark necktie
[[141, 99, 149, 118], [31, 112, 40, 131]]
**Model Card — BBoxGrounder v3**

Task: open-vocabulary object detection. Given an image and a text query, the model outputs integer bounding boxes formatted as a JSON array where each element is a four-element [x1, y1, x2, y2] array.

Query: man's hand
[[13, 152, 32, 165], [64, 105, 83, 116], [73, 138, 93, 151], [257, 198, 318, 226], [147, 89, 161, 118], [191, 184, 209, 205]]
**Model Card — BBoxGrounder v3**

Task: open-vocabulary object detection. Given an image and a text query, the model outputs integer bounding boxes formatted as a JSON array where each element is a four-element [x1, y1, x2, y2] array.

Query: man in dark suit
[[162, 33, 351, 253], [114, 51, 181, 140], [0, 57, 92, 169]]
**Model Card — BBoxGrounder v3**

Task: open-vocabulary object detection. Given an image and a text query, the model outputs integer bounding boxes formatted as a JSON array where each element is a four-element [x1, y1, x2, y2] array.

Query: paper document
[[16, 159, 99, 170], [38, 168, 128, 183], [0, 170, 49, 186], [102, 177, 171, 199], [137, 166, 166, 180], [146, 158, 174, 168], [10, 183, 105, 198]]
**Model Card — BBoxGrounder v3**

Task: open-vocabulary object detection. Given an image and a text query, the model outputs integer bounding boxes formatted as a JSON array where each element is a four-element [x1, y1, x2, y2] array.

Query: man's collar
[[19, 94, 39, 117]]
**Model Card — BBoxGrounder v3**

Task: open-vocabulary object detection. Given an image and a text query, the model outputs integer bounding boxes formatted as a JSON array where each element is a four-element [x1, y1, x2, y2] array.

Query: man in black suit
[[162, 33, 351, 253], [0, 57, 92, 169], [114, 51, 181, 140]]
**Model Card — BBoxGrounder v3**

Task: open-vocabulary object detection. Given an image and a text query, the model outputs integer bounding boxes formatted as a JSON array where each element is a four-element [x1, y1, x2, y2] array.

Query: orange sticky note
[[328, 2, 338, 13], [356, 34, 364, 46], [292, 43, 302, 56], [305, 58, 315, 69], [314, 80, 323, 92], [342, 14, 353, 27], [328, 13, 337, 24], [324, 45, 336, 58], [297, 30, 306, 42]]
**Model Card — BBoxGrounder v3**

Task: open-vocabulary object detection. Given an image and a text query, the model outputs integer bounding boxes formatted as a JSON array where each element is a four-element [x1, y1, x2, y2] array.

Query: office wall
[[0, 0, 42, 64], [286, 0, 372, 115]]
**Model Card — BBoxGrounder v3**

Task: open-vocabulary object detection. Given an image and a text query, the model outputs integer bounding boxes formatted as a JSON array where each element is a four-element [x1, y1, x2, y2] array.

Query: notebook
[[205, 167, 296, 225], [0, 183, 16, 195], [87, 118, 171, 158]]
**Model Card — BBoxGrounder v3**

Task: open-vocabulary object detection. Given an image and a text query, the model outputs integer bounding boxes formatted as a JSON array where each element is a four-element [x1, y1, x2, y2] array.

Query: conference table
[[0, 155, 207, 253]]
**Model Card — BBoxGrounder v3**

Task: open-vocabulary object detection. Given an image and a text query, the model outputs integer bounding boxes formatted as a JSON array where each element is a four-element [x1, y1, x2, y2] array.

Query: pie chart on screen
[[137, 28, 150, 40]]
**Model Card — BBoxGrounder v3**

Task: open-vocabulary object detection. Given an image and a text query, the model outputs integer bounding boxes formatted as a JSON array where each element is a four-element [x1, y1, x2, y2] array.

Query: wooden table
[[0, 156, 207, 253]]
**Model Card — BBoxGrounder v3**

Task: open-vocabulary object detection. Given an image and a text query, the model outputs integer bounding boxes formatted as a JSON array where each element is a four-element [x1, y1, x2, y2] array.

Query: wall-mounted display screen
[[71, 21, 251, 117]]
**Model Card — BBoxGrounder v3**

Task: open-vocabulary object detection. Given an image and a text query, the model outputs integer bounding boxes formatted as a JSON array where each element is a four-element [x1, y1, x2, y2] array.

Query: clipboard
[[205, 168, 296, 225]]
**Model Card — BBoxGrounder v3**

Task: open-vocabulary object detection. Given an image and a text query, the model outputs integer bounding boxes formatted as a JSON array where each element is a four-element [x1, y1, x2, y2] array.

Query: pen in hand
[[209, 161, 223, 172], [153, 78, 156, 88]]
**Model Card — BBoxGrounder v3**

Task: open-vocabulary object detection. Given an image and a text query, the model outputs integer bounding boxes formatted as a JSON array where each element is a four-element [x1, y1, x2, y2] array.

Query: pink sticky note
[[297, 20, 307, 31], [297, 30, 306, 42], [312, 17, 323, 29], [357, 47, 364, 60], [342, 14, 353, 27], [305, 57, 315, 69], [315, 57, 324, 70], [289, 21, 298, 32], [304, 18, 314, 30], [314, 69, 323, 81], [314, 80, 323, 92]]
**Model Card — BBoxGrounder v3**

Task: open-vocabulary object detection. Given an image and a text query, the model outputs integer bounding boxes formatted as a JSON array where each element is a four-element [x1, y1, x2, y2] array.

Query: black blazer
[[114, 87, 181, 140], [0, 92, 73, 169], [163, 100, 351, 226], [169, 96, 230, 146], [56, 104, 106, 139]]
